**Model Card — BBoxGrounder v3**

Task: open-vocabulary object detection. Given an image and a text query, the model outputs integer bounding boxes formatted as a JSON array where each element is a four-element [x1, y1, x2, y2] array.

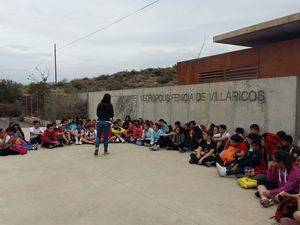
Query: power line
[[58, 0, 160, 51], [27, 0, 160, 82]]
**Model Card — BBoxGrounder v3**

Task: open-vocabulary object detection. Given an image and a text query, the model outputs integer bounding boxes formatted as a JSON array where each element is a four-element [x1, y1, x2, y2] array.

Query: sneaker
[[48, 144, 54, 149], [94, 149, 99, 156], [79, 140, 82, 145], [75, 141, 79, 145], [260, 198, 274, 208], [103, 151, 110, 155], [33, 143, 38, 150], [216, 163, 227, 177]]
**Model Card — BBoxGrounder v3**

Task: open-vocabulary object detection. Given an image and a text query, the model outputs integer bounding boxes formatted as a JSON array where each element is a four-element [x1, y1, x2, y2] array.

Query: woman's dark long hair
[[101, 94, 111, 104], [274, 151, 293, 172]]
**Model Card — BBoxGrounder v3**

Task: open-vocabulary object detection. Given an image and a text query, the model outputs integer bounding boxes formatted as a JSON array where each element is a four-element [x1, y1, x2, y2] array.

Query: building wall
[[177, 38, 300, 85], [88, 76, 299, 142]]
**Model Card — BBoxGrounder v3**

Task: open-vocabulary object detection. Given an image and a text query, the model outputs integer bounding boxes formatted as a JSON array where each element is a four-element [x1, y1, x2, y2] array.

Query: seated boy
[[181, 121, 203, 153], [111, 121, 126, 143], [42, 124, 63, 149], [217, 134, 243, 166], [212, 124, 230, 152], [189, 131, 217, 165], [281, 135, 297, 159], [74, 120, 86, 145], [216, 138, 261, 177], [30, 120, 44, 144]]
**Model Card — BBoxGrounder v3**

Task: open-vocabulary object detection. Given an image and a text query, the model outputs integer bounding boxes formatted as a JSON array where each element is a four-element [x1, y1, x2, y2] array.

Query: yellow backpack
[[237, 177, 257, 189]]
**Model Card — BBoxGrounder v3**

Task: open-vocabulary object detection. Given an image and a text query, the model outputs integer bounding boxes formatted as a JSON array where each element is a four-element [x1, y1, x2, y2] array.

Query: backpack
[[275, 197, 298, 222], [237, 177, 257, 189]]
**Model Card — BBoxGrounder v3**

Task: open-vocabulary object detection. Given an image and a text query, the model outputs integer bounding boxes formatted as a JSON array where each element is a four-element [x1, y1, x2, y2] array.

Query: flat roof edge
[[213, 12, 300, 43]]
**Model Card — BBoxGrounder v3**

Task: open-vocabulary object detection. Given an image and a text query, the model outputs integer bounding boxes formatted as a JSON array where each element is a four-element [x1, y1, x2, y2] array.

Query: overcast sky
[[0, 0, 299, 83]]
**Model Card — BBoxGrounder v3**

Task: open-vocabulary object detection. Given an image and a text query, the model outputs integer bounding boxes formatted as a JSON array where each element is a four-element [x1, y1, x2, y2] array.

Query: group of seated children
[[1, 116, 300, 224], [29, 119, 97, 149]]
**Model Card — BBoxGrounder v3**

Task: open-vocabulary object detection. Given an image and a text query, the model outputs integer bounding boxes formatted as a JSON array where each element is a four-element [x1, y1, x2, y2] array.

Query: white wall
[[88, 76, 299, 139]]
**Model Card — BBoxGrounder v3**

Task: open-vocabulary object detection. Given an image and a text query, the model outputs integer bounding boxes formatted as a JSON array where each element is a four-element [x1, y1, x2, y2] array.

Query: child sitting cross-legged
[[216, 138, 261, 177], [189, 131, 217, 165], [74, 120, 86, 145], [42, 124, 63, 149], [111, 121, 126, 143], [256, 151, 300, 208], [82, 126, 97, 144], [136, 122, 153, 146]]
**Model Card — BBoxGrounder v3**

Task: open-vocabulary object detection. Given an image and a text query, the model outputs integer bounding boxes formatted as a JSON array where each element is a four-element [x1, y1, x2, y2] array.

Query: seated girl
[[189, 131, 217, 165], [216, 138, 261, 176], [256, 151, 300, 208], [0, 129, 27, 155], [11, 123, 38, 150], [277, 193, 300, 225], [129, 123, 143, 144], [136, 122, 153, 146], [42, 124, 63, 149], [149, 123, 163, 151]]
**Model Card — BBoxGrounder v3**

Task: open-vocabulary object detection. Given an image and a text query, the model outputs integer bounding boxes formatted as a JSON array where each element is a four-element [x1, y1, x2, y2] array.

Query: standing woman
[[95, 94, 114, 156]]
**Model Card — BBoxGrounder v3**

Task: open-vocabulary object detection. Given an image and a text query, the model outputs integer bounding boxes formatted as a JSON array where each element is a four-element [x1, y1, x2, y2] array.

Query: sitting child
[[111, 121, 126, 143], [166, 127, 186, 151], [212, 124, 230, 152], [29, 120, 44, 144], [130, 123, 143, 143], [74, 120, 86, 145], [189, 131, 217, 165], [58, 119, 73, 145], [82, 126, 97, 144], [149, 123, 162, 151], [215, 134, 245, 167], [136, 122, 153, 146], [281, 135, 297, 160], [125, 121, 134, 142], [0, 128, 27, 155], [277, 193, 300, 225], [257, 151, 300, 208], [216, 138, 261, 176], [42, 124, 63, 149], [181, 121, 203, 153]]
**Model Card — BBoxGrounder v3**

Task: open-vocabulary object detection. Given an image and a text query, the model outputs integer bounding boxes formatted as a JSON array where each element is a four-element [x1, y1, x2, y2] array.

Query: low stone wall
[[87, 76, 299, 142]]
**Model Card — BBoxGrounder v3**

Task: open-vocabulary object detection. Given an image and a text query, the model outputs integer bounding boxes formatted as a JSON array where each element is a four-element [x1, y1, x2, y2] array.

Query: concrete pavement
[[0, 144, 275, 225]]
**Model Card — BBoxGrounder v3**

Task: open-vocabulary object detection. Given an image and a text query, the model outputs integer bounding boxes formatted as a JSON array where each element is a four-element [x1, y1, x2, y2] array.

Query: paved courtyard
[[1, 144, 275, 225]]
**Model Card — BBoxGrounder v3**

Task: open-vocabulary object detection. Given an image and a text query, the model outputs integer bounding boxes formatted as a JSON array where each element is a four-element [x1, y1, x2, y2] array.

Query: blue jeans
[[95, 121, 111, 152]]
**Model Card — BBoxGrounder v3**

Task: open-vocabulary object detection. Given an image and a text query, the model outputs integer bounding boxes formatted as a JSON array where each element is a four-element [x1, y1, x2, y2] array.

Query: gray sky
[[0, 0, 299, 83]]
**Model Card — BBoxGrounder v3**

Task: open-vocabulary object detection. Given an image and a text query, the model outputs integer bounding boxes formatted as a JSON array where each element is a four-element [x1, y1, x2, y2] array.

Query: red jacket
[[264, 133, 281, 161], [133, 128, 143, 139], [236, 141, 249, 154], [43, 130, 58, 144]]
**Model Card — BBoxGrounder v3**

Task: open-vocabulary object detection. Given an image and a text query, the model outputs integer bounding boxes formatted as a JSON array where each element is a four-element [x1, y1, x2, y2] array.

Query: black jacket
[[97, 102, 114, 121]]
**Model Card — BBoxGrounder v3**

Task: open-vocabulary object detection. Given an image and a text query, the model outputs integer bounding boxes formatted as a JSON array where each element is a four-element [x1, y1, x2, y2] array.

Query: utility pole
[[54, 43, 57, 83]]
